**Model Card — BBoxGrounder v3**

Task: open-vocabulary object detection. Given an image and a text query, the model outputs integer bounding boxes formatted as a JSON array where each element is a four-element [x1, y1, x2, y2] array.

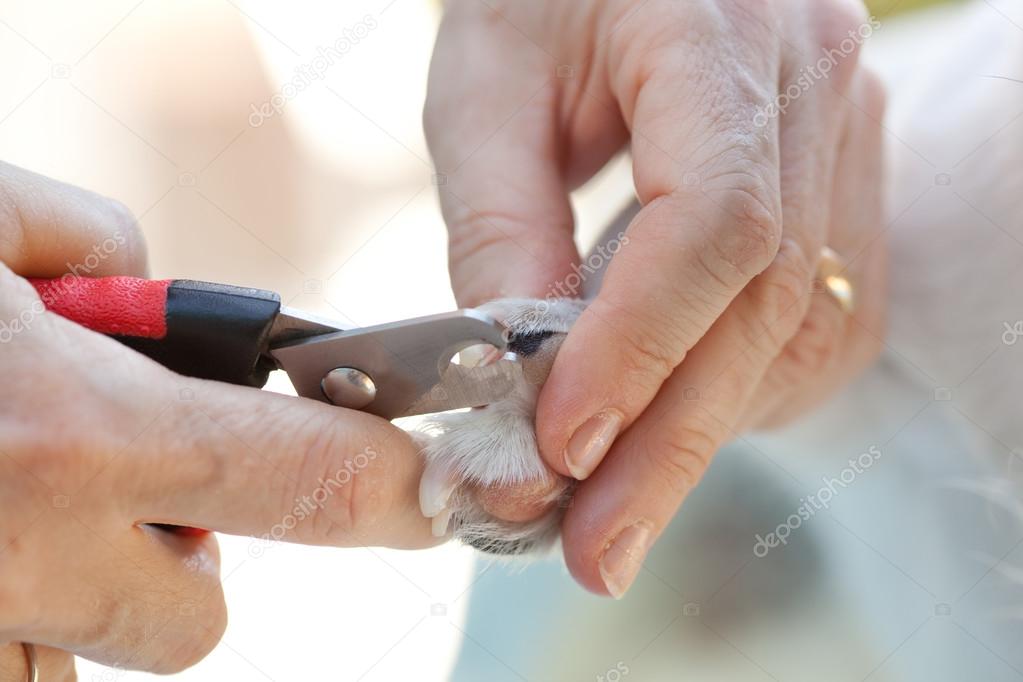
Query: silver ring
[[21, 642, 38, 682]]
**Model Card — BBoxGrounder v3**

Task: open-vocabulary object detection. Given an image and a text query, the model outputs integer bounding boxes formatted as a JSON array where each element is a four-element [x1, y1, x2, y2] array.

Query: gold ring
[[817, 246, 855, 314], [21, 643, 38, 682]]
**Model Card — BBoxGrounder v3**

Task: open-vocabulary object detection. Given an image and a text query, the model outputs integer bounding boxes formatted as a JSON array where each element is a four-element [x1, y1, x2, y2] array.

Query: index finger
[[120, 377, 436, 551], [536, 24, 783, 480]]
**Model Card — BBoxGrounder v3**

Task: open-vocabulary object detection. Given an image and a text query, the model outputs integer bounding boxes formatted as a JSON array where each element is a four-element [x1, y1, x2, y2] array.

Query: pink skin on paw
[[472, 472, 568, 523]]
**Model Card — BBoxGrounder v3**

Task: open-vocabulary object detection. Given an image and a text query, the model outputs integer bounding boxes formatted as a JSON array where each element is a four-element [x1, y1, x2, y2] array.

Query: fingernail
[[599, 521, 653, 599], [564, 410, 623, 480]]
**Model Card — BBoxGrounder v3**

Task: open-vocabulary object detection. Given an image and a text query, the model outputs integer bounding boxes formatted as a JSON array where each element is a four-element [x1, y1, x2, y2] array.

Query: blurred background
[[4, 0, 1018, 680]]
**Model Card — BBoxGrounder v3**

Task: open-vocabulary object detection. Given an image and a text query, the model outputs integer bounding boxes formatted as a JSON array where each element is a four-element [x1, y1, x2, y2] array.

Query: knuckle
[[287, 418, 394, 543], [785, 303, 846, 376], [0, 170, 147, 276], [443, 208, 572, 303], [767, 252, 812, 317], [642, 415, 720, 496], [590, 298, 686, 391], [153, 602, 226, 673], [446, 212, 517, 266], [446, 207, 570, 260], [752, 239, 814, 342], [9, 431, 92, 492], [702, 180, 783, 281]]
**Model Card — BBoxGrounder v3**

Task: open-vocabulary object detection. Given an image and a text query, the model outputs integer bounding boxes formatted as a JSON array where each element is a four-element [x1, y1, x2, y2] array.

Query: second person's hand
[[424, 0, 887, 596]]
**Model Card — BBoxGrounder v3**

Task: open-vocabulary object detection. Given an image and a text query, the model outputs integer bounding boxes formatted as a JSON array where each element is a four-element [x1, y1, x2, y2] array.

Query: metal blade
[[268, 306, 346, 347], [269, 309, 513, 418], [398, 355, 522, 417]]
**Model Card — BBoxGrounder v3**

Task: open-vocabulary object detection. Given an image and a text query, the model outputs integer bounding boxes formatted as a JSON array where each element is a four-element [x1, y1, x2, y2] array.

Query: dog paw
[[415, 298, 585, 557]]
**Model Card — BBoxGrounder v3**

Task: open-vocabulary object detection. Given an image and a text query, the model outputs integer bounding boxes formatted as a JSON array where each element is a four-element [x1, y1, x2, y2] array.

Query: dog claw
[[419, 460, 458, 518], [431, 508, 452, 537]]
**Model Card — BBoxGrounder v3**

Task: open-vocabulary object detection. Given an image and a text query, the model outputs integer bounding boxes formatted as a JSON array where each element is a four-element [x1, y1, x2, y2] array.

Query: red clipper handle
[[31, 276, 171, 339], [30, 276, 282, 388]]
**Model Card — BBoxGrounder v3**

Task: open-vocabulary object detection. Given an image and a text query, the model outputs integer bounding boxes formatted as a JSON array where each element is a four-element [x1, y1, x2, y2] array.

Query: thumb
[[423, 7, 579, 306]]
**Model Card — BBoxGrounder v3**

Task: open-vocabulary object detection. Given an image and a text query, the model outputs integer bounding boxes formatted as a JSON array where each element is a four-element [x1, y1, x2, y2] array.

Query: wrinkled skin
[[0, 162, 437, 678], [425, 0, 888, 596]]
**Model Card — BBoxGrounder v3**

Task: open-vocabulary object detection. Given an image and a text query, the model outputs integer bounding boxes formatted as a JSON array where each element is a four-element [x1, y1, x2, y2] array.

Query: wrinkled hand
[[0, 162, 435, 678], [425, 0, 887, 596]]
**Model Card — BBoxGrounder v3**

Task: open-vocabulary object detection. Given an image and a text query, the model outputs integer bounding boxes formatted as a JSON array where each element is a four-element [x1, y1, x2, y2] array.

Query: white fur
[[416, 298, 585, 556]]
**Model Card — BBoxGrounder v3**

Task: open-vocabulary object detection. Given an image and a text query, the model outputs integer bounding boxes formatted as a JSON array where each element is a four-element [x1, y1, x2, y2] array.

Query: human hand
[[424, 0, 887, 596], [0, 162, 435, 678]]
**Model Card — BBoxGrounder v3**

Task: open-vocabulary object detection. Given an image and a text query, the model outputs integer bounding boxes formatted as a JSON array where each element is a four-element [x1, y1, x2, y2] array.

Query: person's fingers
[[0, 644, 75, 682], [559, 60, 885, 598], [75, 527, 226, 674], [745, 68, 888, 429], [534, 18, 785, 480], [562, 236, 813, 596], [0, 398, 226, 675], [423, 4, 584, 306], [122, 376, 437, 551], [535, 0, 872, 482], [718, 5, 863, 427], [0, 161, 148, 278], [2, 308, 432, 668], [9, 512, 227, 673], [1, 271, 435, 553]]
